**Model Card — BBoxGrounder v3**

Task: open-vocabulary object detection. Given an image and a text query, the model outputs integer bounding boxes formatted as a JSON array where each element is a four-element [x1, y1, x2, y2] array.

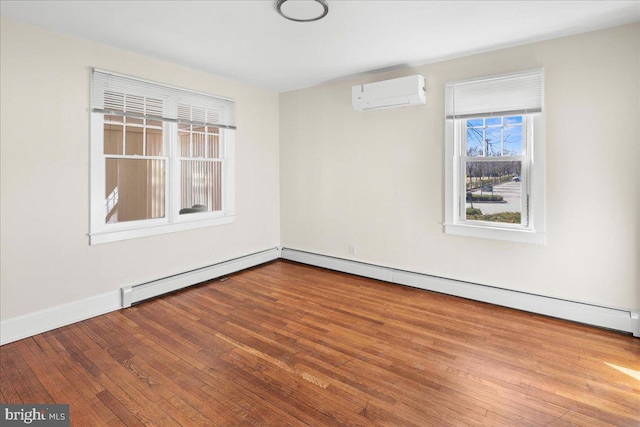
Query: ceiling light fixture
[[276, 0, 329, 22]]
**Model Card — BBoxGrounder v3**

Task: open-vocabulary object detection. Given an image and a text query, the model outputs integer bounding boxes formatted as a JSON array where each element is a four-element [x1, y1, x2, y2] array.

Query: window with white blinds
[[89, 69, 236, 245], [445, 68, 543, 119], [444, 69, 545, 244], [91, 69, 236, 128]]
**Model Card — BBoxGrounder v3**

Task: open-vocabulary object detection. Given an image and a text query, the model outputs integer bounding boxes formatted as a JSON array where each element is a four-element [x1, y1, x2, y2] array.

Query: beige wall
[[1, 18, 638, 323], [0, 18, 281, 320], [280, 24, 640, 311]]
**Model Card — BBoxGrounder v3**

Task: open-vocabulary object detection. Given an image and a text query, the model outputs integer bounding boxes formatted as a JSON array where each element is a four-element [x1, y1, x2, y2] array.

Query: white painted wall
[[0, 18, 280, 320], [1, 18, 637, 329], [280, 24, 639, 311]]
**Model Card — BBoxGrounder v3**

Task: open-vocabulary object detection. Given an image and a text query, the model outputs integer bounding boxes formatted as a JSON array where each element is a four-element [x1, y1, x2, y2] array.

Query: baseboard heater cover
[[280, 248, 639, 337], [3, 246, 636, 346], [121, 247, 281, 307]]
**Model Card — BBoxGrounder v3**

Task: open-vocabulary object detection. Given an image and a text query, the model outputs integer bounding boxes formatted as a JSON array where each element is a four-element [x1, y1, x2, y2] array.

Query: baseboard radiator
[[121, 247, 281, 308], [2, 245, 636, 346], [280, 248, 640, 337]]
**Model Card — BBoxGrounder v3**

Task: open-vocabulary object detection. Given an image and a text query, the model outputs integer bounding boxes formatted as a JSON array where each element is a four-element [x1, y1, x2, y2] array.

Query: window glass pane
[[178, 131, 190, 157], [465, 161, 522, 224], [485, 127, 502, 156], [466, 127, 483, 156], [147, 119, 163, 128], [504, 116, 522, 124], [180, 160, 222, 213], [504, 124, 523, 155], [146, 127, 164, 156], [179, 128, 220, 159], [192, 133, 206, 158], [104, 115, 123, 123], [207, 132, 220, 159], [126, 117, 144, 125], [105, 158, 165, 223], [125, 127, 144, 155], [466, 115, 525, 157], [104, 124, 123, 155]]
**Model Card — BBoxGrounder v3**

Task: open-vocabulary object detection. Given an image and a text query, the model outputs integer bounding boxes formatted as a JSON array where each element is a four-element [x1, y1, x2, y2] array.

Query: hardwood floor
[[1, 260, 639, 426]]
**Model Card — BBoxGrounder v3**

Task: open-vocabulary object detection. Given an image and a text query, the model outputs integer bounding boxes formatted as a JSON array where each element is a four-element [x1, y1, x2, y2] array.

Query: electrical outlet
[[349, 244, 357, 256]]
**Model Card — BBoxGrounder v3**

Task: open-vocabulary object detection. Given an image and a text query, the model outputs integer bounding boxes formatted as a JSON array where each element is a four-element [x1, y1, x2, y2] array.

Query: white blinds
[[91, 69, 236, 129], [445, 68, 543, 119]]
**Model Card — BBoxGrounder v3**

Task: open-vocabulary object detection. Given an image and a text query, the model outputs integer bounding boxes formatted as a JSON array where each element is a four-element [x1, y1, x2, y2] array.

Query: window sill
[[444, 223, 546, 245], [90, 215, 235, 245]]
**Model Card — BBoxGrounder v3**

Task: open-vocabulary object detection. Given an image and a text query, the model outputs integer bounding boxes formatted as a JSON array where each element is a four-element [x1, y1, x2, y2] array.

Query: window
[[444, 69, 545, 244], [90, 69, 236, 244]]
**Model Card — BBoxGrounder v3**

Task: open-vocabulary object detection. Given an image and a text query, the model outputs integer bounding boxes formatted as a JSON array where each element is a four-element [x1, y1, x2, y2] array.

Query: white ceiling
[[1, 1, 639, 93]]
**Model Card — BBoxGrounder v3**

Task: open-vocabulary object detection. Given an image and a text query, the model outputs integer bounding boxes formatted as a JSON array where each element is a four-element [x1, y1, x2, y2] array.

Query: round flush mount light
[[276, 0, 329, 22]]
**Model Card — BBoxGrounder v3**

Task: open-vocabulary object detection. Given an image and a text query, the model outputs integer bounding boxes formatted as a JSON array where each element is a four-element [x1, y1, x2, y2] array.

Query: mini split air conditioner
[[352, 75, 426, 111]]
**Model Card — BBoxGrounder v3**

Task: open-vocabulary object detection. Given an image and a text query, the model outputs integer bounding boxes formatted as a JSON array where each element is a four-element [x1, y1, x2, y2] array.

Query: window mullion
[[103, 154, 167, 160], [460, 157, 467, 221], [189, 127, 193, 158], [523, 116, 532, 226], [501, 119, 505, 156], [521, 159, 529, 226], [464, 155, 524, 163], [143, 120, 147, 157], [482, 123, 486, 157], [167, 121, 177, 224], [143, 98, 147, 157], [122, 122, 127, 155]]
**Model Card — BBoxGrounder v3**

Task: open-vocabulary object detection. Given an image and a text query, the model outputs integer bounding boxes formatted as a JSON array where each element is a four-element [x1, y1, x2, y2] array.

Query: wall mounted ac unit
[[352, 75, 426, 111]]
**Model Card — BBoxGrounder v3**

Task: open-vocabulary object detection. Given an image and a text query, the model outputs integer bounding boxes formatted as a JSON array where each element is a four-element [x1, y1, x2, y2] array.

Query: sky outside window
[[466, 116, 523, 156]]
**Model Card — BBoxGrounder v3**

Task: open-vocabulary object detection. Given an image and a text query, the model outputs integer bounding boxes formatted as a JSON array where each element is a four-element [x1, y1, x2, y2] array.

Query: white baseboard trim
[[1, 247, 281, 346], [281, 248, 639, 337], [122, 247, 281, 307], [631, 311, 640, 338], [3, 246, 636, 346], [0, 290, 121, 346]]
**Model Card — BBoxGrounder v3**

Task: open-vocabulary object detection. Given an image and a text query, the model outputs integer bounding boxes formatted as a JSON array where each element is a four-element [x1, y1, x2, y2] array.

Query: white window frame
[[444, 70, 545, 244], [89, 70, 236, 245]]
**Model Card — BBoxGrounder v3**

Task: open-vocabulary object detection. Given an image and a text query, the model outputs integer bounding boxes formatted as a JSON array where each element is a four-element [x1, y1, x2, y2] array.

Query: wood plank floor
[[1, 260, 639, 426]]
